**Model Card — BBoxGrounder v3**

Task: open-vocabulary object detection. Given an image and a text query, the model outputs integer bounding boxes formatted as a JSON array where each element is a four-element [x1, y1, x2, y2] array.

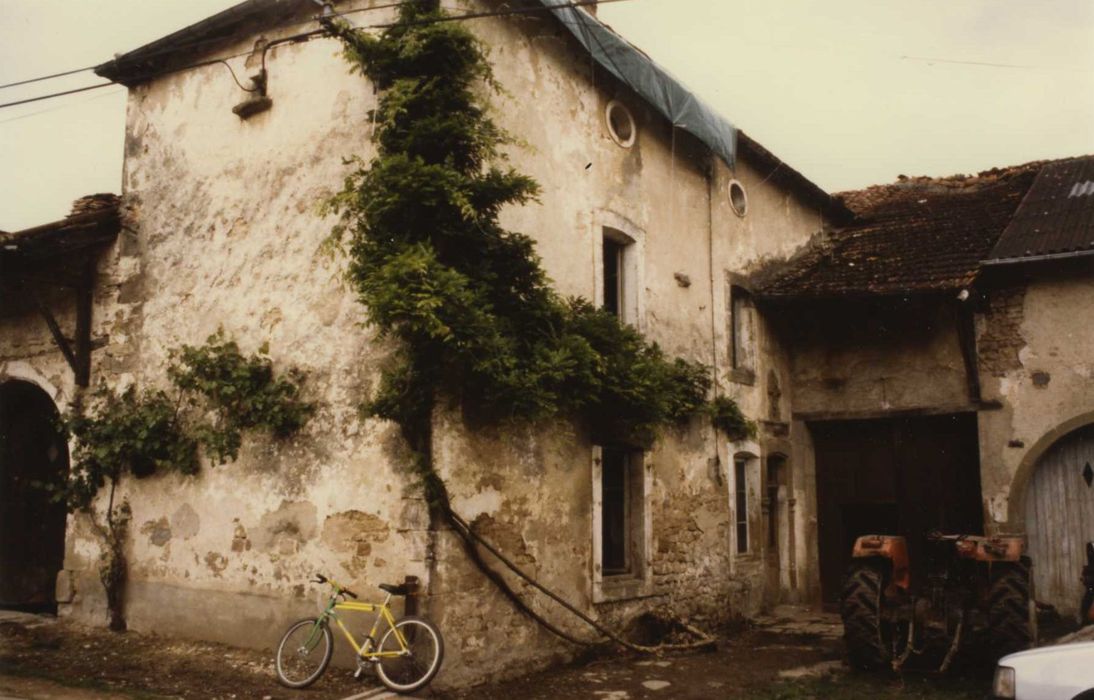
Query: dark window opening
[[603, 238, 623, 318], [735, 457, 749, 554], [730, 286, 754, 372], [602, 447, 629, 574]]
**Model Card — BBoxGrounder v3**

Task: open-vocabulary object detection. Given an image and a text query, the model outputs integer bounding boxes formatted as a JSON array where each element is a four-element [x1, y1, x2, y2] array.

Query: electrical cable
[[0, 1, 631, 112], [0, 1, 421, 94], [0, 82, 116, 110], [0, 0, 581, 93], [0, 65, 97, 91], [0, 87, 125, 125], [0, 0, 630, 112]]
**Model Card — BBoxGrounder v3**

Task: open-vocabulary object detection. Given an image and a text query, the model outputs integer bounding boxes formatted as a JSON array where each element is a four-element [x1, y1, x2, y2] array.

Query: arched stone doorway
[[1024, 423, 1094, 618], [0, 379, 69, 612]]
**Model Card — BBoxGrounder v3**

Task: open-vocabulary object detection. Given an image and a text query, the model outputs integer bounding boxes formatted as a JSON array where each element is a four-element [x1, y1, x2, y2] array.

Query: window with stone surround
[[602, 228, 637, 324], [592, 446, 652, 601], [733, 451, 759, 555], [728, 282, 756, 385]]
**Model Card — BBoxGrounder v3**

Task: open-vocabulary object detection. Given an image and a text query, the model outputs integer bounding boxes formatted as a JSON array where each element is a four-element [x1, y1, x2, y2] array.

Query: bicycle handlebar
[[312, 573, 358, 599]]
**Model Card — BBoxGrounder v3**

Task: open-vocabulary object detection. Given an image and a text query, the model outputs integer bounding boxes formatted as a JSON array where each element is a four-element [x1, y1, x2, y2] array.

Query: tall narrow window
[[603, 238, 624, 319], [601, 447, 629, 574], [735, 456, 749, 554], [729, 285, 755, 378]]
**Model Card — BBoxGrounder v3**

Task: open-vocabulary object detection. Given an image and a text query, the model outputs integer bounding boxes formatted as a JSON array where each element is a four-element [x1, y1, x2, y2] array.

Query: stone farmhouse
[[2, 0, 1092, 687]]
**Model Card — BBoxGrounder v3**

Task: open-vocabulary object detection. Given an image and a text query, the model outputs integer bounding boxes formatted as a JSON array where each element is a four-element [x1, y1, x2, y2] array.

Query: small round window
[[728, 179, 748, 217], [605, 100, 636, 148]]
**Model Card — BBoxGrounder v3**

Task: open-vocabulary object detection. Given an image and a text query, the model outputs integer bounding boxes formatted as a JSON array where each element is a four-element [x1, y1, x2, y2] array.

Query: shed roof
[[758, 163, 1042, 299], [1, 194, 121, 262], [984, 156, 1094, 265]]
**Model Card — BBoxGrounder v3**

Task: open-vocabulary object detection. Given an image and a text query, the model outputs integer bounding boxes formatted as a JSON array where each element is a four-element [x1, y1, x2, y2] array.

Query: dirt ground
[[0, 608, 996, 700], [0, 612, 369, 700], [450, 608, 990, 700]]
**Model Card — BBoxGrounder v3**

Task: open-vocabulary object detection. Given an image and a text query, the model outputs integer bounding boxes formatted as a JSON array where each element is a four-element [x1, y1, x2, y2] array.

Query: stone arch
[[0, 377, 71, 611], [0, 361, 67, 409], [1005, 409, 1094, 530]]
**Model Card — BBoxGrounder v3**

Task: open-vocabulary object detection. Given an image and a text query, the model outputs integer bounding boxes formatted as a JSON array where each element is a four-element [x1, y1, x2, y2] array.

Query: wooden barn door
[[812, 414, 983, 605], [1025, 424, 1094, 618]]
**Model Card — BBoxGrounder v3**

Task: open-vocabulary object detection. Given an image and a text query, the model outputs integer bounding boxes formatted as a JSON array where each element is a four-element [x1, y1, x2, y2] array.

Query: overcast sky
[[1, 0, 1092, 231]]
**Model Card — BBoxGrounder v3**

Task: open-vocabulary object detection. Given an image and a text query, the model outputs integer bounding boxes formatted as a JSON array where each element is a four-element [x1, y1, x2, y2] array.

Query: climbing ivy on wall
[[325, 1, 713, 470], [323, 0, 749, 646], [61, 333, 313, 630], [708, 396, 757, 443]]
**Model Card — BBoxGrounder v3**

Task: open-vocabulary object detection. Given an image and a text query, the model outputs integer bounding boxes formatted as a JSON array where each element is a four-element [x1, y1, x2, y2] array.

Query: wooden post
[[74, 259, 95, 387], [403, 575, 420, 617]]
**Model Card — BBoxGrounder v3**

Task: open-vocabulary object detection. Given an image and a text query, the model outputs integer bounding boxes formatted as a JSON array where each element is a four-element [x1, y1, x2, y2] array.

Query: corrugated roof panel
[[987, 156, 1094, 264]]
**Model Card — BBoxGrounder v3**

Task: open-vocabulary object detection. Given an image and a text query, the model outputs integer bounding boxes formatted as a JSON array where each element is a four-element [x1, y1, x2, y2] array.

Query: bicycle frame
[[313, 591, 409, 660]]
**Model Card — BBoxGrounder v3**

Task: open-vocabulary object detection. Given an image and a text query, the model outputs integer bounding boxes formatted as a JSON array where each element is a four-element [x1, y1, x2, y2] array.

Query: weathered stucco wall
[[781, 298, 971, 419], [2, 0, 834, 687], [976, 272, 1094, 532]]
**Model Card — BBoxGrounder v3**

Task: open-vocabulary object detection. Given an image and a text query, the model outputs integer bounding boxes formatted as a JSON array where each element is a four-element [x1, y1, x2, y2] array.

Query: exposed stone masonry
[[978, 285, 1027, 377]]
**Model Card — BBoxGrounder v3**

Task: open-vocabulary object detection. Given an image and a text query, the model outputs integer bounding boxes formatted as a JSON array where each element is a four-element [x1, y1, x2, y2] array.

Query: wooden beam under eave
[[29, 286, 80, 378]]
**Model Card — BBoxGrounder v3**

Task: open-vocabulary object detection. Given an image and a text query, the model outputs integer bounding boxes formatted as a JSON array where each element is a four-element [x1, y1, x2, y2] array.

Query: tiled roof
[[1, 194, 120, 261], [986, 155, 1094, 264], [758, 162, 1043, 299]]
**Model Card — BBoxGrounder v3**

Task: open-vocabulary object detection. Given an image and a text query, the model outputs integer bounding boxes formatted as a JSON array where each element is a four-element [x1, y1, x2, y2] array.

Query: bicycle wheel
[[373, 616, 444, 694], [275, 618, 333, 688]]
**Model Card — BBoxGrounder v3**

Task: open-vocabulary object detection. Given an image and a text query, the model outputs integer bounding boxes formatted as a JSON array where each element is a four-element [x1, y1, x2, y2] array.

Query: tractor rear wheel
[[987, 558, 1033, 659], [841, 559, 892, 670]]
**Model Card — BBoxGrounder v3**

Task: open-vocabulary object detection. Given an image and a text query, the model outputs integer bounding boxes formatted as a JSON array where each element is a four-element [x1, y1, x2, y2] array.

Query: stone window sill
[[729, 367, 756, 386], [594, 574, 655, 604]]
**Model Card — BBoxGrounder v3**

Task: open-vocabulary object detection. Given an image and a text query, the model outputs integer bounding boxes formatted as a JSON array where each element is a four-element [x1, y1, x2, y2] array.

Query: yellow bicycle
[[275, 573, 444, 694]]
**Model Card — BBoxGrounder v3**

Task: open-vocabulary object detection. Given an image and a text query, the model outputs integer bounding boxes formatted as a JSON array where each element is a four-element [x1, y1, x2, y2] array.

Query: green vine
[[708, 396, 758, 442], [325, 2, 712, 460], [168, 333, 314, 464], [324, 1, 750, 645], [61, 333, 313, 630]]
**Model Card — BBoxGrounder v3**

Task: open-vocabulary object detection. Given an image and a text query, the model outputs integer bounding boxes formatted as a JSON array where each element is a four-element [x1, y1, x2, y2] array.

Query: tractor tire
[[987, 558, 1033, 660], [841, 558, 891, 670]]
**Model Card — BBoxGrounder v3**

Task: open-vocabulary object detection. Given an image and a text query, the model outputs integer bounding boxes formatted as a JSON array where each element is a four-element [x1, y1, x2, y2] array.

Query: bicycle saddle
[[379, 583, 409, 596]]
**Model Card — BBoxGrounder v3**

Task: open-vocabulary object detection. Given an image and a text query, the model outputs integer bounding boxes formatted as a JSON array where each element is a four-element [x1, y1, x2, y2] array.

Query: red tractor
[[841, 531, 1033, 671]]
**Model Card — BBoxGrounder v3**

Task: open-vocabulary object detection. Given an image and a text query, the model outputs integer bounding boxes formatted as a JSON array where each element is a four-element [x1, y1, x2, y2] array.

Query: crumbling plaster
[[783, 300, 971, 420], [1, 0, 836, 686], [975, 276, 1094, 532]]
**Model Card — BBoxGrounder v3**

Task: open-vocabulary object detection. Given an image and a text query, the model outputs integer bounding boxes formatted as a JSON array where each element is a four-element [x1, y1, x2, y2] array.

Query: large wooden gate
[[812, 414, 984, 604], [1025, 424, 1094, 618]]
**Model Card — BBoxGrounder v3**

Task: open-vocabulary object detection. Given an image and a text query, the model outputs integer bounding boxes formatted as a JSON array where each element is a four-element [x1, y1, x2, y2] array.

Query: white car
[[994, 641, 1094, 699]]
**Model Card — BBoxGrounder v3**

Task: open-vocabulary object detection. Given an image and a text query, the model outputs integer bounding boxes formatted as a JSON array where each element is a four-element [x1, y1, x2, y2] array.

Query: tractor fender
[[851, 535, 910, 592], [954, 534, 1027, 562]]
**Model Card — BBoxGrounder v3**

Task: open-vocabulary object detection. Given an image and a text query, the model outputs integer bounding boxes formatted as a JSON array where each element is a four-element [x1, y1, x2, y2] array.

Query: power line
[[0, 82, 116, 110], [0, 87, 125, 125], [0, 0, 631, 113], [900, 54, 1093, 72], [0, 65, 97, 91], [0, 0, 466, 94]]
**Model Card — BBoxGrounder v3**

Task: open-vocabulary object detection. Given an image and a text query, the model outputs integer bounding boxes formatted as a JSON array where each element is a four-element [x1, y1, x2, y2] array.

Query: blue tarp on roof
[[538, 0, 737, 166]]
